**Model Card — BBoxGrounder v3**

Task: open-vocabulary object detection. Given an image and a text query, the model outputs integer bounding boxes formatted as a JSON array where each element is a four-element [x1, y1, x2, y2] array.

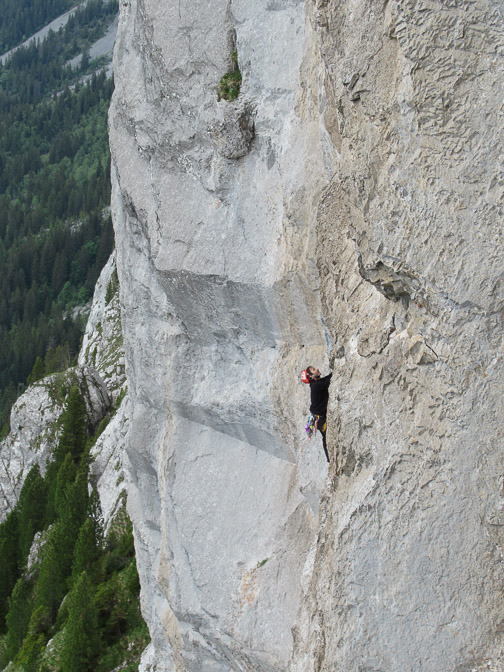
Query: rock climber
[[303, 366, 332, 463]]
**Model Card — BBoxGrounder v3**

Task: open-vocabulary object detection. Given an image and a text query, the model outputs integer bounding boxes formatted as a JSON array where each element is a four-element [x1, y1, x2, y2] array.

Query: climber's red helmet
[[301, 366, 321, 383]]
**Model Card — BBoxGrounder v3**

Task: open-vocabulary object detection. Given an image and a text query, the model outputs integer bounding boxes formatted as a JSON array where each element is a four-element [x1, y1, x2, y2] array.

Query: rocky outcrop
[[78, 252, 125, 404], [0, 254, 128, 525], [108, 0, 504, 670], [78, 253, 130, 525], [0, 365, 109, 517]]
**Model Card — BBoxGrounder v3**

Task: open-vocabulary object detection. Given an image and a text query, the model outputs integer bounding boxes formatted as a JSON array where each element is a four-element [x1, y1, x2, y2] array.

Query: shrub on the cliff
[[217, 50, 242, 101]]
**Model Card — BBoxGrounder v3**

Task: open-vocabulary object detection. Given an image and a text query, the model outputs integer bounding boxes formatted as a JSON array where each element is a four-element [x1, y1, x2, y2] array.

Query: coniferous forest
[[0, 0, 76, 54], [0, 388, 149, 671], [0, 0, 118, 432], [0, 1, 150, 669]]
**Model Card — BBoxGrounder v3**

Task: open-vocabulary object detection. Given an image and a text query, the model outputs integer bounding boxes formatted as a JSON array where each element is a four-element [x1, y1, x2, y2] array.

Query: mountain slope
[[0, 0, 118, 431]]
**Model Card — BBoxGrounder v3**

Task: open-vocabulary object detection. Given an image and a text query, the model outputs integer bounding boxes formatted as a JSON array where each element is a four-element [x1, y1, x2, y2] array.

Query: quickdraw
[[304, 413, 318, 439]]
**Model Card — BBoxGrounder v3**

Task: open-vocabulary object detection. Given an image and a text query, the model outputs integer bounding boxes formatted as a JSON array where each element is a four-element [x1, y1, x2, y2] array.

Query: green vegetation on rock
[[217, 49, 242, 101], [0, 387, 149, 672]]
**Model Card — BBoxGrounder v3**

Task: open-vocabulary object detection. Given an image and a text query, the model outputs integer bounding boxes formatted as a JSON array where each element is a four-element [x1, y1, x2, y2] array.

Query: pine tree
[[72, 518, 99, 583], [14, 605, 48, 672], [80, 50, 90, 72], [5, 576, 33, 660], [59, 572, 100, 672], [0, 511, 20, 632], [51, 464, 89, 580], [45, 385, 88, 523], [54, 452, 77, 520], [32, 536, 64, 626], [17, 464, 46, 561], [27, 355, 45, 385], [56, 385, 88, 463], [15, 631, 45, 672], [88, 487, 104, 550]]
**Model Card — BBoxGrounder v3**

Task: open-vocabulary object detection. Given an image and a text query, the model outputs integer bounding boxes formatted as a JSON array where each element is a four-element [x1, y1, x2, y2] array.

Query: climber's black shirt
[[309, 373, 332, 416]]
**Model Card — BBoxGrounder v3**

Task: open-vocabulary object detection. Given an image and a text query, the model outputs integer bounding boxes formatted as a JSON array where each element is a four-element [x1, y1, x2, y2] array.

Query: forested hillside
[[0, 3, 150, 669], [0, 0, 117, 432], [0, 0, 76, 55], [0, 386, 148, 671]]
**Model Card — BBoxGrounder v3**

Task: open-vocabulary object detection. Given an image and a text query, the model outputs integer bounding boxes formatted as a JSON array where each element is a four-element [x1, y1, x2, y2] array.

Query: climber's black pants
[[315, 415, 329, 463]]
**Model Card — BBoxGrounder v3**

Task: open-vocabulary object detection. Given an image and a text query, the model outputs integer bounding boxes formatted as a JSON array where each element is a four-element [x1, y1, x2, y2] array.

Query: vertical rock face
[[110, 0, 504, 670], [109, 0, 333, 669], [292, 1, 504, 671], [78, 254, 130, 526]]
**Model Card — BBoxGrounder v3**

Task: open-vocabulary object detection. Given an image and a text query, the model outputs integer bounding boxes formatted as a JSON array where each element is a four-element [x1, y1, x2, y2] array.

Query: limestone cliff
[[292, 3, 504, 671], [0, 254, 128, 527], [109, 0, 504, 671], [110, 1, 331, 669]]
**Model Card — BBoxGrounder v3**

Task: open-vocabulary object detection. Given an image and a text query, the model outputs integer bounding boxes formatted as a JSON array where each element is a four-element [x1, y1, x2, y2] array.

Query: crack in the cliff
[[423, 341, 439, 360]]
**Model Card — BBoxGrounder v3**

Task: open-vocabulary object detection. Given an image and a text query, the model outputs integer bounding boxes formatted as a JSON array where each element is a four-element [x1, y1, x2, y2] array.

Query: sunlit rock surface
[[292, 2, 504, 671], [109, 0, 332, 669], [107, 0, 504, 670]]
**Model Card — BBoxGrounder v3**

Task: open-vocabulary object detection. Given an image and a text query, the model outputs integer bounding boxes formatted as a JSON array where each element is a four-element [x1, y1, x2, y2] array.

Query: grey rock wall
[[292, 1, 504, 671], [79, 253, 130, 526], [109, 0, 504, 670], [109, 0, 333, 669]]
